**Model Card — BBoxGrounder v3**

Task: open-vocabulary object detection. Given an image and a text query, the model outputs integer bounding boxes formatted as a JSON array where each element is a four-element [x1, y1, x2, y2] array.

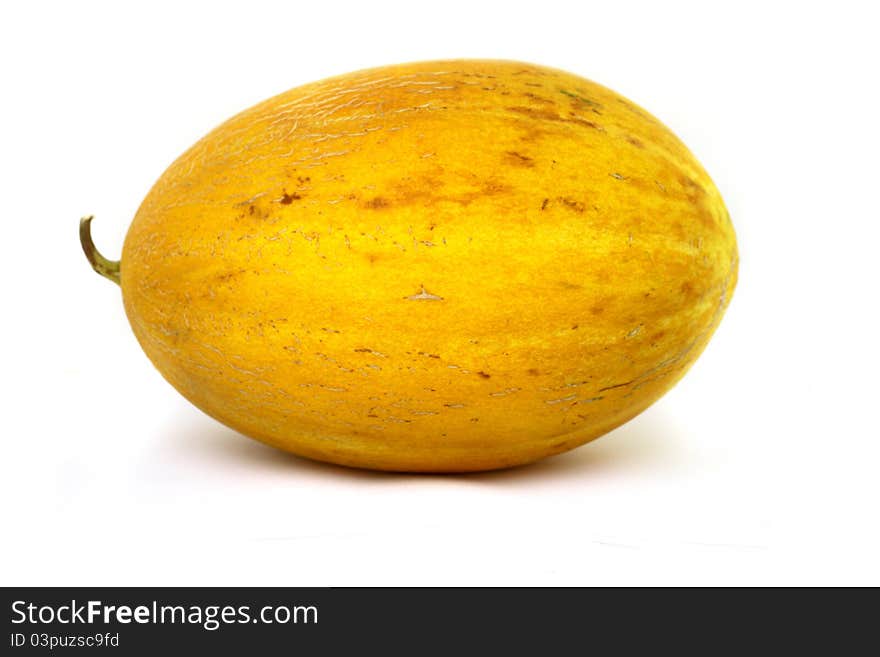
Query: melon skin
[[120, 59, 738, 472]]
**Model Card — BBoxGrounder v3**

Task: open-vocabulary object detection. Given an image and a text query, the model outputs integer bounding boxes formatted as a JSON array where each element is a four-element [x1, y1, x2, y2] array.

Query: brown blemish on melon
[[389, 176, 509, 209], [559, 89, 604, 110], [679, 175, 702, 193], [559, 197, 585, 213], [626, 136, 645, 148], [365, 196, 390, 209], [567, 115, 603, 130], [215, 269, 246, 283], [598, 381, 633, 392], [505, 151, 535, 167], [522, 92, 554, 104], [506, 106, 604, 131]]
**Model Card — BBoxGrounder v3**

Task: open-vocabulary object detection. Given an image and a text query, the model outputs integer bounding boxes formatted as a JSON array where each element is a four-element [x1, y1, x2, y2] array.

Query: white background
[[1, 0, 878, 586]]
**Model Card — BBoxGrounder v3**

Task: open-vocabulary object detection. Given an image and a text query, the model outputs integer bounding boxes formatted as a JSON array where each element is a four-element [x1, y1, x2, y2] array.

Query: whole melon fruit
[[81, 60, 737, 472]]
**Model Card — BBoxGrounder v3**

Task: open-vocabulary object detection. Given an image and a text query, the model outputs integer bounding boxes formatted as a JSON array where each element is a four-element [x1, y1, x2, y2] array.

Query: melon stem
[[79, 216, 121, 285]]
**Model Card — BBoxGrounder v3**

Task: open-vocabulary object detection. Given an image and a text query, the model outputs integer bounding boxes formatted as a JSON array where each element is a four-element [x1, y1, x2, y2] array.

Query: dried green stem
[[79, 216, 121, 285]]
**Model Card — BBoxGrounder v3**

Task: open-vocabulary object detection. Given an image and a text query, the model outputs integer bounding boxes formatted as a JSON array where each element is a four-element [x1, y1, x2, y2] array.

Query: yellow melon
[[81, 60, 737, 471]]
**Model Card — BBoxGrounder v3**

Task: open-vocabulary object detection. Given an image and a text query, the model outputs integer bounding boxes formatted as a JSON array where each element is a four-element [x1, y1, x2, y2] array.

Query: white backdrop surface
[[1, 0, 877, 585]]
